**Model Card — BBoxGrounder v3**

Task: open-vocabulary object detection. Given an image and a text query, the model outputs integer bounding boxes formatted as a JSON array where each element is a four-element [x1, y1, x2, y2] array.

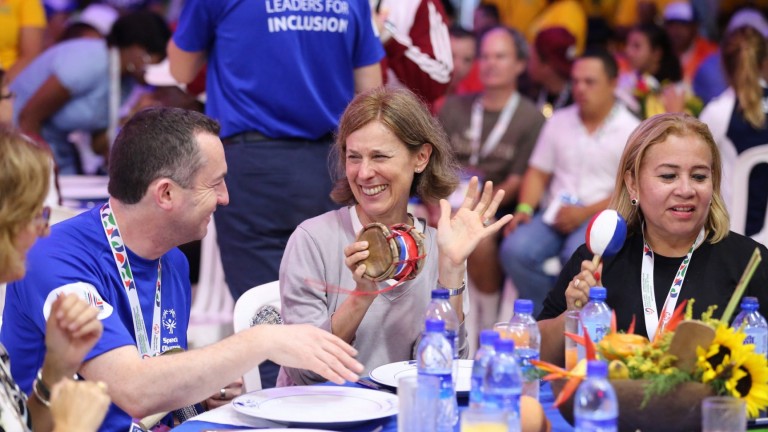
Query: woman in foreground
[[537, 113, 768, 365]]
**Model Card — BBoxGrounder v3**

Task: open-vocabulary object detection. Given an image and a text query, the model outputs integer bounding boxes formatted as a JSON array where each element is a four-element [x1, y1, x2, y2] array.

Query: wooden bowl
[[551, 379, 714, 432]]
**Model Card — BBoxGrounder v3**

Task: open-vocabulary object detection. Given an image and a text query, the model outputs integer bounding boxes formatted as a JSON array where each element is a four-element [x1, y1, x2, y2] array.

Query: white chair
[[233, 280, 281, 392], [188, 217, 235, 348], [730, 144, 768, 246]]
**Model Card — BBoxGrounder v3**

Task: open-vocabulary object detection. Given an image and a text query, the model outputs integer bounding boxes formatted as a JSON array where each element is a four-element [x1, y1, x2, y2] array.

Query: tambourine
[[356, 222, 426, 282]]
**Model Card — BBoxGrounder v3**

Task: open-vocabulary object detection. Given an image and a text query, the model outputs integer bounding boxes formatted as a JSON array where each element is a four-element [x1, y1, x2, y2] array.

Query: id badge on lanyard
[[641, 227, 706, 340], [100, 202, 165, 432]]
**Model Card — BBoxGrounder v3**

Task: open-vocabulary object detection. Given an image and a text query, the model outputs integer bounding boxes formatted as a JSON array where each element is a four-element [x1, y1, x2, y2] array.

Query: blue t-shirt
[[0, 206, 191, 432], [172, 0, 384, 139]]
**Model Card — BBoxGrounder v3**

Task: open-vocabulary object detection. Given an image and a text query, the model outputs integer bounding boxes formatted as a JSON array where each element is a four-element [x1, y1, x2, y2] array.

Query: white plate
[[369, 359, 474, 393], [232, 386, 397, 427]]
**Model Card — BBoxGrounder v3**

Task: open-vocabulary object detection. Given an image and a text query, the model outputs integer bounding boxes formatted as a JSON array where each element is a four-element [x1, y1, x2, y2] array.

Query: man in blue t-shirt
[[0, 107, 363, 432]]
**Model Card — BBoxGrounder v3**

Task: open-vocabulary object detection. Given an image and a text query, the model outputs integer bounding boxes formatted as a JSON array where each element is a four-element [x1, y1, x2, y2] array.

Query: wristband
[[515, 203, 534, 216], [33, 368, 51, 407], [438, 280, 466, 297]]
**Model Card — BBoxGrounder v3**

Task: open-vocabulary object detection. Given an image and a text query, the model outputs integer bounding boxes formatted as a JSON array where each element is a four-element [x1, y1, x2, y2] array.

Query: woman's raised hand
[[437, 177, 513, 266]]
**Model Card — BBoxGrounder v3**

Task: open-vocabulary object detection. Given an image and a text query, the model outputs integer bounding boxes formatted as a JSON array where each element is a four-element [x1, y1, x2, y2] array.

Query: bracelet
[[438, 280, 466, 297], [515, 203, 534, 216], [33, 369, 51, 407]]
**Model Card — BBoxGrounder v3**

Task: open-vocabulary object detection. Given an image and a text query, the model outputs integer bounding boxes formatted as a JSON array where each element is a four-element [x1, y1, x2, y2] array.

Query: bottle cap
[[587, 360, 608, 378], [589, 286, 607, 301], [480, 329, 501, 346], [425, 319, 446, 333], [740, 296, 760, 310], [431, 289, 450, 300], [494, 338, 515, 353], [514, 299, 534, 315]]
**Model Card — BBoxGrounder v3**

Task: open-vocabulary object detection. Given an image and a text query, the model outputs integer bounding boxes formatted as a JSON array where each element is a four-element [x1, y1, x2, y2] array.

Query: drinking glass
[[564, 310, 581, 370], [398, 375, 439, 432], [460, 407, 509, 432], [702, 396, 746, 432]]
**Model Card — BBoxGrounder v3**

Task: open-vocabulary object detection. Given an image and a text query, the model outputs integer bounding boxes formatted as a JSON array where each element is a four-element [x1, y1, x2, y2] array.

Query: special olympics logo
[[162, 309, 177, 334]]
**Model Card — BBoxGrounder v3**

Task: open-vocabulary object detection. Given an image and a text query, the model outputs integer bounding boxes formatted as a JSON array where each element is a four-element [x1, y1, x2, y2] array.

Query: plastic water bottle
[[417, 319, 458, 431], [733, 296, 768, 356], [508, 299, 541, 400], [469, 329, 500, 409], [578, 287, 612, 361], [574, 360, 618, 432], [424, 289, 460, 358], [483, 339, 523, 432]]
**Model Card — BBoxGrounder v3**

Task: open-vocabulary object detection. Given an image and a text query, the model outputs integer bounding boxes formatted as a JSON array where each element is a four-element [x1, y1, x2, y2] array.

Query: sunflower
[[724, 349, 768, 418], [696, 325, 748, 383]]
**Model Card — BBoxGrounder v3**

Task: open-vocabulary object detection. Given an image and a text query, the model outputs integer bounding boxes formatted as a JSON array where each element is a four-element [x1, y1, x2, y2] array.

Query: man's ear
[[152, 178, 175, 210]]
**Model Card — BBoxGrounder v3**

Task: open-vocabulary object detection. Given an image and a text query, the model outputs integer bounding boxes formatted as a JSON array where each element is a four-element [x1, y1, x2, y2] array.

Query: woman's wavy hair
[[609, 113, 730, 243], [0, 128, 50, 276], [722, 25, 767, 129], [330, 87, 459, 205]]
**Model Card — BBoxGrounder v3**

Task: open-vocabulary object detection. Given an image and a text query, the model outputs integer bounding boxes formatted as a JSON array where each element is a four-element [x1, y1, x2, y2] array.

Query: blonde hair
[[722, 26, 767, 129], [331, 87, 459, 205], [0, 128, 50, 277], [608, 113, 730, 243]]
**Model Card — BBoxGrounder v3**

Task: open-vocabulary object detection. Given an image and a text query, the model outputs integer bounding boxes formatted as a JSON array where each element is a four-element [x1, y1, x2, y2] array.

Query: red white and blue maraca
[[575, 210, 627, 307], [585, 209, 627, 261]]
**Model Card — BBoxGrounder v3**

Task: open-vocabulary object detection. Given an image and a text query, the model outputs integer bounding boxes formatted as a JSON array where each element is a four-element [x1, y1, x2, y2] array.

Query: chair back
[[730, 144, 768, 246], [233, 280, 281, 391]]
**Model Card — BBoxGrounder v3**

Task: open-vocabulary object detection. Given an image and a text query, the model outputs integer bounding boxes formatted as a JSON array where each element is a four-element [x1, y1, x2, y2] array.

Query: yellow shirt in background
[[485, 0, 546, 34], [0, 0, 46, 70], [526, 0, 587, 54]]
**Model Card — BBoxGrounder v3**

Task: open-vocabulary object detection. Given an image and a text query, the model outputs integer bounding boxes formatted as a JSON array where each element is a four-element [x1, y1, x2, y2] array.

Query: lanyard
[[641, 227, 705, 340], [468, 92, 520, 166], [100, 201, 162, 358]]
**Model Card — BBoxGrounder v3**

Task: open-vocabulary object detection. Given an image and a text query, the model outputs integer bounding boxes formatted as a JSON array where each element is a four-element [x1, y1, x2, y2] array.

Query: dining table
[[170, 381, 574, 431]]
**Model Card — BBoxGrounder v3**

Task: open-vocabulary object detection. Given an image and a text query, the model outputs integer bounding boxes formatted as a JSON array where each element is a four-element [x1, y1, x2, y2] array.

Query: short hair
[[476, 3, 500, 22], [578, 47, 619, 79], [0, 128, 50, 276], [330, 87, 459, 205], [482, 25, 529, 61], [106, 10, 170, 56], [608, 113, 729, 243], [449, 24, 475, 41], [108, 107, 221, 204]]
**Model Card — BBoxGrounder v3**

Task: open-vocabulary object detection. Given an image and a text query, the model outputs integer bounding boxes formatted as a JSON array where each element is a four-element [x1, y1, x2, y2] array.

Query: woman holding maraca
[[537, 113, 768, 365], [277, 87, 512, 386]]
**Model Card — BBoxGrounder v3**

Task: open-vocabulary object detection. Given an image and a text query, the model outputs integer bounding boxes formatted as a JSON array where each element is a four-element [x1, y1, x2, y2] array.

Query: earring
[[415, 168, 422, 173], [631, 198, 639, 206]]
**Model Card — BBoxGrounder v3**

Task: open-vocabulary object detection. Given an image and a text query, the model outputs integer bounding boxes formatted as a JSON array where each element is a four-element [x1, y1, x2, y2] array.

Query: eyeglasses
[[33, 206, 51, 231]]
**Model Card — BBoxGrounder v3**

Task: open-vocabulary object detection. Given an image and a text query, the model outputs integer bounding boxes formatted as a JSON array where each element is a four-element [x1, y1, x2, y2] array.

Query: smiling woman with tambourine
[[277, 87, 512, 386]]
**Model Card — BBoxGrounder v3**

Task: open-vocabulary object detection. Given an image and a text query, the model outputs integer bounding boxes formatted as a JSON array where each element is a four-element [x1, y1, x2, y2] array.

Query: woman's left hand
[[436, 177, 513, 266]]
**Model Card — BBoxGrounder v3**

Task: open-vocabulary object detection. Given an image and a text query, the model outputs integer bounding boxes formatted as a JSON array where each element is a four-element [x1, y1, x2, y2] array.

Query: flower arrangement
[[534, 249, 767, 422], [632, 73, 703, 119]]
